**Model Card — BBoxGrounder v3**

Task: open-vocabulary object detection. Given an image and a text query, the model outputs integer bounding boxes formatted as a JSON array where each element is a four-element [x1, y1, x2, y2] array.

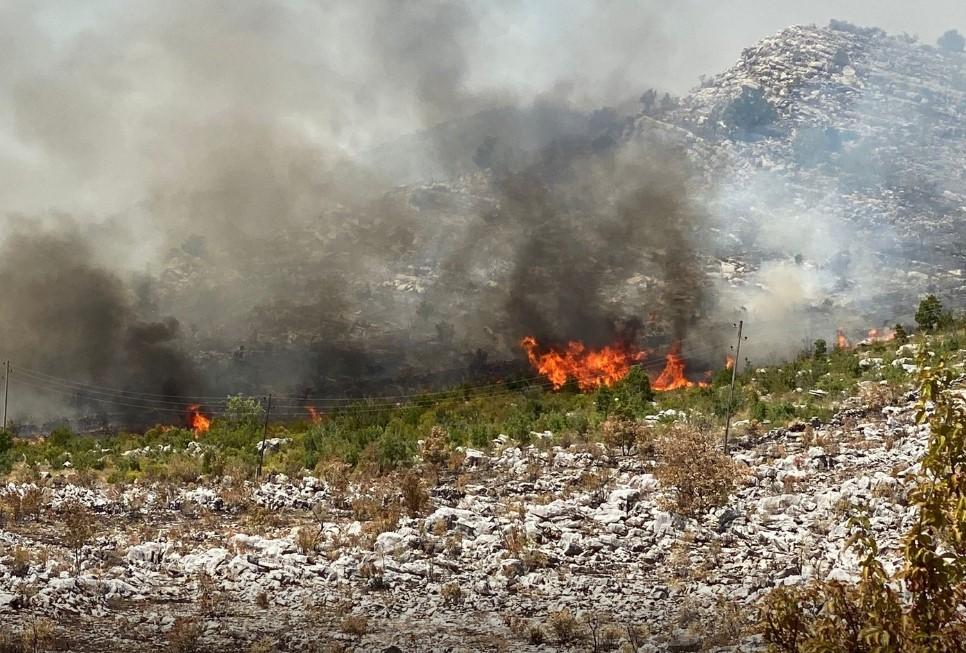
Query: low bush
[[654, 426, 736, 517]]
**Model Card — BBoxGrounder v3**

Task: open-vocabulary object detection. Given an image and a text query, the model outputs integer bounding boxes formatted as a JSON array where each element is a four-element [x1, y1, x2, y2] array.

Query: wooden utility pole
[[723, 321, 746, 455], [2, 361, 9, 430], [256, 394, 273, 480]]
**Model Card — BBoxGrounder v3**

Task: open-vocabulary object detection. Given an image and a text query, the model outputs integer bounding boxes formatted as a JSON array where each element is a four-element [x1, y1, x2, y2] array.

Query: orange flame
[[865, 327, 895, 343], [187, 404, 211, 434], [651, 344, 709, 392], [725, 354, 735, 370], [521, 336, 643, 391], [836, 329, 851, 350], [306, 406, 322, 423]]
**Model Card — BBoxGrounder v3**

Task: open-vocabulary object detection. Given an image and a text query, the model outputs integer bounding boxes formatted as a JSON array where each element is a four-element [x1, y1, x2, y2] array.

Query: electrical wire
[[8, 338, 740, 425]]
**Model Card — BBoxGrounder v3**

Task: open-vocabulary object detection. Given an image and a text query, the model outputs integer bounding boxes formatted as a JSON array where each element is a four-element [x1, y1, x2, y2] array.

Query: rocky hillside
[[639, 21, 966, 313]]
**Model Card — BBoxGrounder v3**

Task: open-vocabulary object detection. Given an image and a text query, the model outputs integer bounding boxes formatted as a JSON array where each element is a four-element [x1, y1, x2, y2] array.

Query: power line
[[11, 339, 732, 406], [7, 339, 740, 426]]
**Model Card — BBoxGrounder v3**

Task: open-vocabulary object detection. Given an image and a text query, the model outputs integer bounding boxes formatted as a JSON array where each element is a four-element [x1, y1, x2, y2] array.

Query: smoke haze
[[0, 1, 961, 421]]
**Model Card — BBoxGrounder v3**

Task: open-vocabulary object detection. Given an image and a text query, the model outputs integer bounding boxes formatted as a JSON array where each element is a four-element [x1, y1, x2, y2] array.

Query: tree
[[894, 323, 908, 344], [915, 294, 950, 331], [938, 29, 965, 52], [63, 503, 96, 573], [723, 86, 776, 131], [812, 339, 828, 359], [659, 92, 678, 113]]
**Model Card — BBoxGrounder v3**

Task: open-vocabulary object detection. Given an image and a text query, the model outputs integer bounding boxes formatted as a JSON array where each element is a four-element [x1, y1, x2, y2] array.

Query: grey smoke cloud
[[0, 1, 959, 419]]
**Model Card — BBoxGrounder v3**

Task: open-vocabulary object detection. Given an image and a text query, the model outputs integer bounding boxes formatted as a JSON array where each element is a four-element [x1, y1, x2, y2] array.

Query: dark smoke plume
[[0, 226, 203, 421]]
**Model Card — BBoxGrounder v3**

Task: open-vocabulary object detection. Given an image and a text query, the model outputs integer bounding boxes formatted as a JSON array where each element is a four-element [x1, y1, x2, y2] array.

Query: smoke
[[484, 135, 708, 349], [0, 223, 203, 422], [4, 2, 948, 422]]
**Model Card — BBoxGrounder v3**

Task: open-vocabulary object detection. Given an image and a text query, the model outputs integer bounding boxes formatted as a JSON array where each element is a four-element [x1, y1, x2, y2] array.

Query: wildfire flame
[[725, 354, 735, 370], [865, 327, 895, 344], [306, 406, 322, 423], [651, 344, 709, 391], [836, 329, 851, 350], [187, 404, 211, 434], [520, 336, 643, 391]]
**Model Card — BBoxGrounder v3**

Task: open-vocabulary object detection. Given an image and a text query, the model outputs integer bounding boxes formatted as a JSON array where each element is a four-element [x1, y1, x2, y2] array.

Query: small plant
[[546, 608, 585, 645], [578, 466, 614, 506], [400, 473, 428, 518], [812, 339, 828, 358], [296, 525, 318, 556], [167, 617, 204, 653], [894, 323, 908, 344], [196, 570, 225, 616], [339, 614, 368, 641], [583, 612, 620, 652], [10, 547, 30, 578], [654, 426, 737, 517], [421, 425, 450, 468], [440, 581, 463, 605], [601, 417, 648, 456], [527, 624, 547, 645]]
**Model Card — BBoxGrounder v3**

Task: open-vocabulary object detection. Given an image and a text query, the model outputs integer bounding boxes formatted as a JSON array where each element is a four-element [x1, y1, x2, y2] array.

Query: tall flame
[[187, 404, 211, 434], [651, 344, 708, 391], [725, 354, 735, 370], [521, 336, 643, 391], [835, 329, 851, 350]]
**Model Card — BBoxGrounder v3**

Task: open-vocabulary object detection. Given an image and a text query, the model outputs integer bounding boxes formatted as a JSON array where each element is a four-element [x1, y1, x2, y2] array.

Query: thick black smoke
[[0, 227, 203, 421]]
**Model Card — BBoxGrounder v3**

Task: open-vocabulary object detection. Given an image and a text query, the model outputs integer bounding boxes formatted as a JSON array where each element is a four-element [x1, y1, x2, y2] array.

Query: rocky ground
[[0, 371, 936, 652]]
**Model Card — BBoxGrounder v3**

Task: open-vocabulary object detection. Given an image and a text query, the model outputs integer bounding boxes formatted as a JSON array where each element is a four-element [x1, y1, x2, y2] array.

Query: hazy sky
[[26, 1, 966, 98], [1, 0, 964, 218]]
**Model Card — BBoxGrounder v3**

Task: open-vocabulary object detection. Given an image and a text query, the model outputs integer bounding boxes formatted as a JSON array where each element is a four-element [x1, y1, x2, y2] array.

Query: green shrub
[[760, 358, 966, 650], [224, 395, 265, 429]]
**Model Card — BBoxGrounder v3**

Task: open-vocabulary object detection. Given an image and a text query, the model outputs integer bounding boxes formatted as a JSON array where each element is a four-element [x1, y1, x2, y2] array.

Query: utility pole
[[723, 321, 746, 455], [256, 394, 273, 480], [2, 361, 9, 430]]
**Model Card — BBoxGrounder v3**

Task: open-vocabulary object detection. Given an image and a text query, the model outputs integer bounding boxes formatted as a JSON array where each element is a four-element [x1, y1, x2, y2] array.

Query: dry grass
[[338, 615, 368, 640], [441, 581, 463, 605], [546, 608, 585, 645], [167, 617, 204, 653]]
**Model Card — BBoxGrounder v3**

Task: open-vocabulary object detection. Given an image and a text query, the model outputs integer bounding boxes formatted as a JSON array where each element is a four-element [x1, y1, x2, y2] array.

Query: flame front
[[651, 344, 709, 391], [866, 327, 895, 343], [725, 354, 735, 370], [187, 404, 211, 434], [521, 336, 642, 391], [306, 406, 322, 423]]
